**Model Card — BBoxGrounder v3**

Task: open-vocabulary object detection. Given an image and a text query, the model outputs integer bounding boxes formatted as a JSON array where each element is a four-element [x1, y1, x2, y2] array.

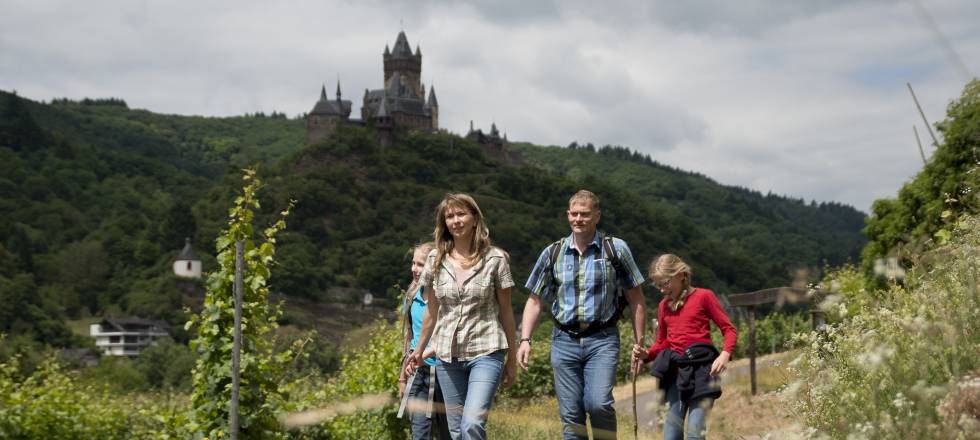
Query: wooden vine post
[[726, 287, 829, 395]]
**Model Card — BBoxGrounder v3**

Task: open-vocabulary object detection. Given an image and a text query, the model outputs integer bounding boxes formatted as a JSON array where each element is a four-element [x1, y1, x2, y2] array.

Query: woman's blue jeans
[[663, 378, 714, 440], [435, 350, 505, 440], [551, 325, 620, 440]]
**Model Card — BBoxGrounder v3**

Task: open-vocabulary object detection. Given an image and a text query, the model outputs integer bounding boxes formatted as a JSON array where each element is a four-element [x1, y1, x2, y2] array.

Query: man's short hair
[[569, 190, 600, 211]]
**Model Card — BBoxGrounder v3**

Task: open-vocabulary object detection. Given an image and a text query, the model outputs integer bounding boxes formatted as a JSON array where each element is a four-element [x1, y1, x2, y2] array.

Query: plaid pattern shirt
[[525, 232, 644, 326], [420, 247, 515, 361]]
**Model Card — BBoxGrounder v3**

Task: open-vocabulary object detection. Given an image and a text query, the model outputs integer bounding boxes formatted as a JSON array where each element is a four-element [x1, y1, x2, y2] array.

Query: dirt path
[[613, 352, 805, 439]]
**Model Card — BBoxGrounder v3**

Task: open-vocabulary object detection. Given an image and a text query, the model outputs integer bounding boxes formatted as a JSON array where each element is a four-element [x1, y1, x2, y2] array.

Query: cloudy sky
[[2, 0, 977, 212]]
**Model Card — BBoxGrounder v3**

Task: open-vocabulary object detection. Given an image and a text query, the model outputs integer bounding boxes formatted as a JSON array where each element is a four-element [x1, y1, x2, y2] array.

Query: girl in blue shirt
[[399, 242, 450, 440]]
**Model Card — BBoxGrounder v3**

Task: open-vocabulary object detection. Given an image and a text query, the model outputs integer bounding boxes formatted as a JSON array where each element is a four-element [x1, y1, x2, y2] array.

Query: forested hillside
[[0, 89, 867, 349], [514, 143, 866, 273]]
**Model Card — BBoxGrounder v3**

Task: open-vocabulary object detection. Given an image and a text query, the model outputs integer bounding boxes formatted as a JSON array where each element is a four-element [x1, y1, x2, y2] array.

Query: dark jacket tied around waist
[[649, 342, 723, 403]]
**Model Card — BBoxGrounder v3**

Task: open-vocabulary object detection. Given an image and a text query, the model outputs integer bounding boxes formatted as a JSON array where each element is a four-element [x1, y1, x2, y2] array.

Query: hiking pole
[[632, 358, 638, 440]]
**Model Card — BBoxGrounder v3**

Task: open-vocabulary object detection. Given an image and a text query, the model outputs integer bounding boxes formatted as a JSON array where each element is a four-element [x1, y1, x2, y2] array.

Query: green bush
[[789, 215, 980, 438], [0, 353, 188, 439], [134, 338, 196, 390], [284, 319, 407, 439], [503, 319, 555, 399], [709, 311, 810, 360]]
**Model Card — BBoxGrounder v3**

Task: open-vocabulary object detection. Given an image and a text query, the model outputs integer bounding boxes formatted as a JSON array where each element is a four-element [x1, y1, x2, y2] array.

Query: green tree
[[864, 79, 980, 264]]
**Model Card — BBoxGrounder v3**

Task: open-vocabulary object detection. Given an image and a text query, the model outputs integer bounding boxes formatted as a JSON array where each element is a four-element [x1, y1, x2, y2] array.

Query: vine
[[187, 167, 295, 439]]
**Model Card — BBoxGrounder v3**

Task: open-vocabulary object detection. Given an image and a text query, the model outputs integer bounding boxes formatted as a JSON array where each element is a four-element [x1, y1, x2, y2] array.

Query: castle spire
[[392, 31, 412, 57], [319, 84, 327, 101], [427, 85, 438, 107], [336, 79, 342, 100], [384, 44, 390, 56], [415, 44, 421, 56]]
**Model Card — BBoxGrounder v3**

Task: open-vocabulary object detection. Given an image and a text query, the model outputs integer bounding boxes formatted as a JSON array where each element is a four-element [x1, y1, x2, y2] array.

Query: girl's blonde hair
[[402, 241, 436, 355], [431, 193, 492, 273], [650, 253, 694, 311]]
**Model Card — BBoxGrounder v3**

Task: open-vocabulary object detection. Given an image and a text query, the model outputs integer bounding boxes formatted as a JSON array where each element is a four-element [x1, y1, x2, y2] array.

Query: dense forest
[[0, 89, 868, 350]]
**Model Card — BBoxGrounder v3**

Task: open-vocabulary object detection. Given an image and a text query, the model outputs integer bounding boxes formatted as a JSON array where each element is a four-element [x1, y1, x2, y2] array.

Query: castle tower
[[426, 85, 439, 130], [173, 237, 202, 279], [307, 82, 352, 144], [383, 31, 423, 100], [375, 90, 394, 147]]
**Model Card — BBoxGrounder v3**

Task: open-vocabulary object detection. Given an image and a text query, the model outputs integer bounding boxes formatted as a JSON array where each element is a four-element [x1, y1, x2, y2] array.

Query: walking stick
[[632, 359, 638, 440]]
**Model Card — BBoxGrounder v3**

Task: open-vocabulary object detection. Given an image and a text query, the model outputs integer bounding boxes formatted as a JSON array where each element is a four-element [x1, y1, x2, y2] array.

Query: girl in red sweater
[[631, 254, 736, 440]]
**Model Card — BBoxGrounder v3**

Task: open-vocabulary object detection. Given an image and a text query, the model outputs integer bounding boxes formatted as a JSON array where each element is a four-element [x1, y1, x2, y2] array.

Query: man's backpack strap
[[601, 234, 631, 321]]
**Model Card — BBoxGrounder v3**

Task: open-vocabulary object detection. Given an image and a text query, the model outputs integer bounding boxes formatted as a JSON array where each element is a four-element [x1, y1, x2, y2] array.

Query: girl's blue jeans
[[663, 378, 714, 440]]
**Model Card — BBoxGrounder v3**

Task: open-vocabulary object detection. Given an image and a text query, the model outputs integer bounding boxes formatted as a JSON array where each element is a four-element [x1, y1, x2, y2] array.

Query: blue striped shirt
[[524, 232, 644, 326]]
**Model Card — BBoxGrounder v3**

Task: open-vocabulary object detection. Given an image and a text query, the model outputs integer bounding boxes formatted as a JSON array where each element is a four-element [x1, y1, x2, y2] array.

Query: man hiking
[[518, 190, 647, 439]]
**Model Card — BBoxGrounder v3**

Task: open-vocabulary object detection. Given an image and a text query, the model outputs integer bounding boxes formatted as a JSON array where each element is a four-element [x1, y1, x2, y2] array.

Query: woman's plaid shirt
[[420, 247, 515, 361]]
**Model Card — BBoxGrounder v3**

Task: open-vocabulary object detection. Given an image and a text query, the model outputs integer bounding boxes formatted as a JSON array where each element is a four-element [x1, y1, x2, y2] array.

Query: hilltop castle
[[307, 31, 439, 144]]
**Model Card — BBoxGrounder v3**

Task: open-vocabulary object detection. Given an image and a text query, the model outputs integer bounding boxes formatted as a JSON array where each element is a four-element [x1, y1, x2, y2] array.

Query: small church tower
[[173, 238, 202, 279]]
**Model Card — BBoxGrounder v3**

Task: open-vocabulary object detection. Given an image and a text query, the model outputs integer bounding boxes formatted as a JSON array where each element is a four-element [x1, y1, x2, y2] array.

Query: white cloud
[[1, 0, 977, 212]]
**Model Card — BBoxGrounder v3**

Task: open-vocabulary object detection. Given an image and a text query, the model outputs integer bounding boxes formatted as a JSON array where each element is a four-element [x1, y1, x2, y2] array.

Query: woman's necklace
[[450, 248, 476, 269]]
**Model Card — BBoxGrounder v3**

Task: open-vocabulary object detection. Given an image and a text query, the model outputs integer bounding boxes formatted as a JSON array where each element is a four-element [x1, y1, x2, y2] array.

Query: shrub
[[284, 319, 407, 439], [0, 354, 155, 439], [789, 215, 980, 438]]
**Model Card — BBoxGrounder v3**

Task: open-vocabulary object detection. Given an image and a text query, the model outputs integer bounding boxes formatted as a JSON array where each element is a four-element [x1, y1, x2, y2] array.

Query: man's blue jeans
[[663, 378, 714, 440], [551, 325, 620, 440], [436, 350, 505, 440]]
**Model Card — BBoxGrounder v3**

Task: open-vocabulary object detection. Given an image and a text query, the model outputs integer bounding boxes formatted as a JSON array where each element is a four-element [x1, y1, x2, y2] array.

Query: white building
[[89, 318, 170, 357], [173, 237, 202, 278]]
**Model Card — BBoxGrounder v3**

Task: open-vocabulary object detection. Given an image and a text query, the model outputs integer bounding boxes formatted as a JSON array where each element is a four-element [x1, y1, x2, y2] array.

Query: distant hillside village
[[306, 30, 520, 163], [85, 239, 200, 359]]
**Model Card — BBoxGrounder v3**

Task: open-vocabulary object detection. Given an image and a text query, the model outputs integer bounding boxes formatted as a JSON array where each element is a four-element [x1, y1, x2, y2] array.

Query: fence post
[[748, 305, 757, 396], [231, 240, 244, 440]]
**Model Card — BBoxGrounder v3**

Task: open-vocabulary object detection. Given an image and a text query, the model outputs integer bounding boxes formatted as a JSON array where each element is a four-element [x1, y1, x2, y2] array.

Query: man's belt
[[553, 314, 619, 339]]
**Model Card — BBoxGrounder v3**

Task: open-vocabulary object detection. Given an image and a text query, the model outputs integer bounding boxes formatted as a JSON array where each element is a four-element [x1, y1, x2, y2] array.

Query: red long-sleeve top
[[645, 288, 737, 362]]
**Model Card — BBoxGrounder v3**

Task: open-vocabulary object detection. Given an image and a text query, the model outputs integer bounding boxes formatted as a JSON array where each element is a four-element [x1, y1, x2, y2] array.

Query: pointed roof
[[427, 85, 438, 107], [415, 44, 422, 56], [392, 31, 413, 57], [177, 237, 199, 261], [388, 71, 402, 96], [319, 84, 327, 101], [384, 44, 390, 56], [336, 80, 342, 99]]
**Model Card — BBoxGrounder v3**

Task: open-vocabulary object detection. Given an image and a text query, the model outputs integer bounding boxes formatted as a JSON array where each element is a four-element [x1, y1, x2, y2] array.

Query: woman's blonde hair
[[650, 253, 694, 311], [432, 193, 492, 272]]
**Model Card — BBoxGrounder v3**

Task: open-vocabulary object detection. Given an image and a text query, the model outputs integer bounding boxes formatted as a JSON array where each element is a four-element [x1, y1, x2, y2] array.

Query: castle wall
[[306, 115, 342, 144]]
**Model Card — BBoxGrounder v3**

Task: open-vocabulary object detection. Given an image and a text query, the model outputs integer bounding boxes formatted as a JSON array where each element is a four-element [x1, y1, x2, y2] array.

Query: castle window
[[187, 261, 192, 271]]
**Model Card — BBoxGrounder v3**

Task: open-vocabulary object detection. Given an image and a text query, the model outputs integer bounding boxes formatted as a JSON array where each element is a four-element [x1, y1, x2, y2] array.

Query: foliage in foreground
[[188, 168, 294, 439], [0, 352, 187, 439], [284, 319, 407, 439], [790, 215, 980, 438]]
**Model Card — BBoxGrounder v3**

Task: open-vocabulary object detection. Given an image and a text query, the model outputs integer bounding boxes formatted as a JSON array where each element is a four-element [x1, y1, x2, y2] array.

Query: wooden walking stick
[[632, 358, 638, 440]]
